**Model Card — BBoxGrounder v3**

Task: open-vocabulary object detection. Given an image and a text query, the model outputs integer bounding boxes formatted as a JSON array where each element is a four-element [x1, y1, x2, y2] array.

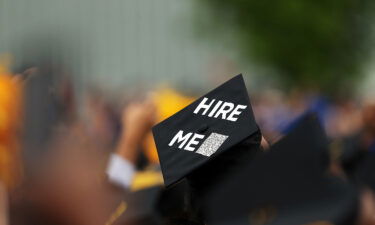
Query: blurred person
[[253, 89, 292, 142], [82, 89, 121, 150], [0, 56, 23, 190], [327, 99, 363, 139], [10, 128, 114, 225], [334, 103, 375, 179], [327, 102, 375, 225], [19, 59, 76, 172], [9, 91, 174, 225], [0, 182, 9, 225], [358, 188, 375, 225], [0, 55, 34, 225], [107, 96, 157, 190], [359, 103, 375, 152]]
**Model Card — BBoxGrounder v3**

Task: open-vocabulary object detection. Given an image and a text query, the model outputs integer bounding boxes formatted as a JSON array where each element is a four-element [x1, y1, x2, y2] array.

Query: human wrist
[[116, 135, 139, 163]]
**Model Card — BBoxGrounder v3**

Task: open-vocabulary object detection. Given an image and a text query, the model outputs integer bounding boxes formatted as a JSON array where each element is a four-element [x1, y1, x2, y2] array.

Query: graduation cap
[[276, 113, 331, 174], [202, 113, 359, 225], [152, 74, 260, 187]]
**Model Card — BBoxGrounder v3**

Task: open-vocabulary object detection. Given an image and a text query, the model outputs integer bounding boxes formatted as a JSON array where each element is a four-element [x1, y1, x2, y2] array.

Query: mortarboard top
[[203, 113, 359, 225], [152, 74, 259, 187], [144, 88, 196, 164]]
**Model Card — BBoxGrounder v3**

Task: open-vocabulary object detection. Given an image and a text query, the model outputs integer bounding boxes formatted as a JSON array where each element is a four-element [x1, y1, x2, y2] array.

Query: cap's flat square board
[[152, 74, 258, 187]]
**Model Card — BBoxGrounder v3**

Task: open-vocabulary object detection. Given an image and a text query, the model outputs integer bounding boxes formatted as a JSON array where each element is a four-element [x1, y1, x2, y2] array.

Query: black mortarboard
[[203, 113, 359, 225], [277, 113, 331, 174], [152, 74, 260, 187]]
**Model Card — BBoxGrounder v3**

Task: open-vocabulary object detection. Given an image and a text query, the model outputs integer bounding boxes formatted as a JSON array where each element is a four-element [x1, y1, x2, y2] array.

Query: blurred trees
[[195, 0, 375, 95]]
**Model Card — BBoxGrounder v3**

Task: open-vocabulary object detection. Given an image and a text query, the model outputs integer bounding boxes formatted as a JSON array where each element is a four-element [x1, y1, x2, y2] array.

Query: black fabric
[[114, 186, 162, 225], [339, 132, 368, 179], [357, 152, 375, 191], [153, 74, 259, 187], [113, 175, 203, 225], [203, 114, 359, 225], [187, 131, 262, 224]]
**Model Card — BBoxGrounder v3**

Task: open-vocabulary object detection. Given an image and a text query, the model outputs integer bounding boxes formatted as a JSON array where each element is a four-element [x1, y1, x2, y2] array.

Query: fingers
[[123, 94, 157, 125], [116, 94, 158, 163]]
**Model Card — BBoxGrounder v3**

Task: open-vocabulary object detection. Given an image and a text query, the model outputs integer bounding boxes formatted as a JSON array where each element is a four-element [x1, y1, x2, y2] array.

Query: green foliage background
[[195, 0, 375, 95]]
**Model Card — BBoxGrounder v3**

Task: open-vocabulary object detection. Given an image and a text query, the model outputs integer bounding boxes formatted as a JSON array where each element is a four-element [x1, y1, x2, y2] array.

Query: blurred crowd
[[0, 55, 375, 225]]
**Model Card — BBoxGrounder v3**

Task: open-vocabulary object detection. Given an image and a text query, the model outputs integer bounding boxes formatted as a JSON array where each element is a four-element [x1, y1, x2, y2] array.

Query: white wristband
[[107, 154, 136, 189]]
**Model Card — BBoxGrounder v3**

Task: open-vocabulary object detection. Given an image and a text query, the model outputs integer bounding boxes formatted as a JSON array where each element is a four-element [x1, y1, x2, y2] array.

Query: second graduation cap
[[152, 74, 259, 187], [203, 114, 359, 225]]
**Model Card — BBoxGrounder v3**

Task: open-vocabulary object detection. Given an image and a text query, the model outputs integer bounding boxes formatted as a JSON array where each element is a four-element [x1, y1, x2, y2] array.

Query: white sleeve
[[106, 154, 136, 189]]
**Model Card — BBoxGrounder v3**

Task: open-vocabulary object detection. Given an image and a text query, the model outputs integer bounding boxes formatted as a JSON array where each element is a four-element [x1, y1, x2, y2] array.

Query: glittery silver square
[[196, 133, 228, 157]]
